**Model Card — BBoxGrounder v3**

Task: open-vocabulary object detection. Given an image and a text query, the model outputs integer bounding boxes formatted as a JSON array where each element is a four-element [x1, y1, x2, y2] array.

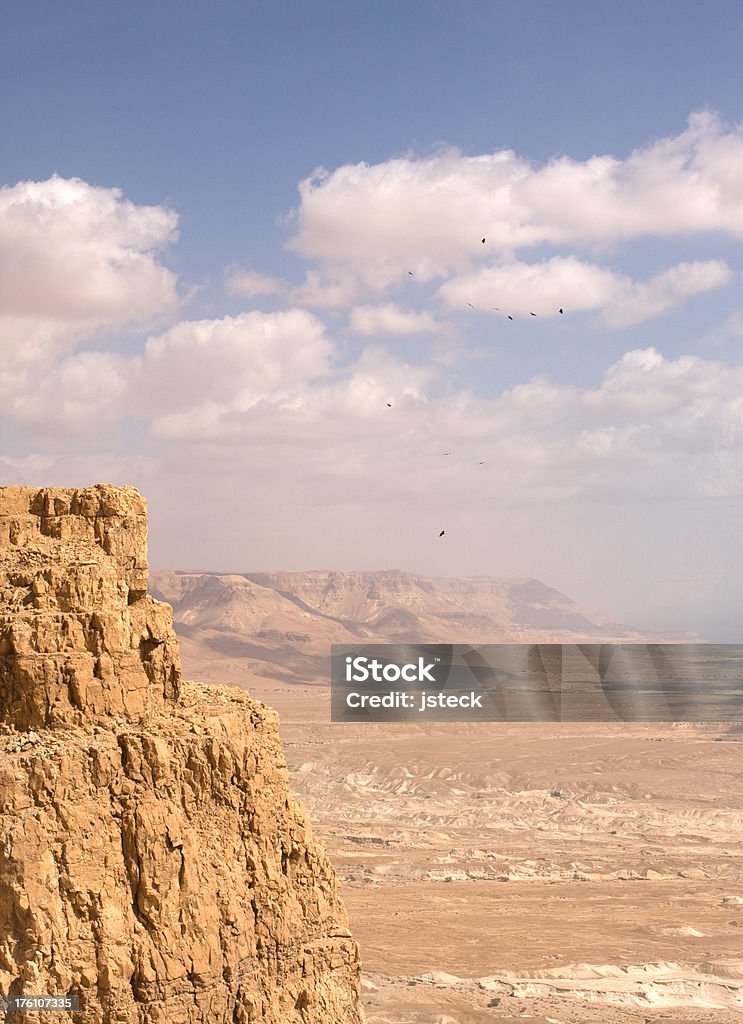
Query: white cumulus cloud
[[0, 176, 179, 365], [285, 111, 743, 316], [438, 257, 618, 317], [438, 256, 731, 326], [136, 308, 336, 437], [0, 176, 178, 325], [599, 260, 732, 328]]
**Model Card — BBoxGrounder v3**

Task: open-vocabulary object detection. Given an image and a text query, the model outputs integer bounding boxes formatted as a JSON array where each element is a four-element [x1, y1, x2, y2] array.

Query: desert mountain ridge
[[152, 567, 655, 638], [150, 568, 679, 685]]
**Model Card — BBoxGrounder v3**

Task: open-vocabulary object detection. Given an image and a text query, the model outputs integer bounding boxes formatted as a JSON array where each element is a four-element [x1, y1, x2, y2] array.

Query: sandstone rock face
[[0, 486, 364, 1023], [0, 486, 180, 730]]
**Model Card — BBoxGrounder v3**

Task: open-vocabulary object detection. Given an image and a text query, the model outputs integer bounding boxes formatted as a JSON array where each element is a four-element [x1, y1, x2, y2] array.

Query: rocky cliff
[[0, 486, 364, 1023]]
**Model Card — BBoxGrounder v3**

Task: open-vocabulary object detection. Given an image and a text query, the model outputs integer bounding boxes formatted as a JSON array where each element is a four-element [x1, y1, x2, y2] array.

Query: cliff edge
[[0, 485, 364, 1023]]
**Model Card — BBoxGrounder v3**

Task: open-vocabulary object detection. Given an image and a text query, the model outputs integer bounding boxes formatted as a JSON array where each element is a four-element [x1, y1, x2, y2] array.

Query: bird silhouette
[[507, 315, 514, 321], [439, 529, 445, 538], [386, 402, 392, 407], [530, 312, 537, 317], [481, 237, 486, 244], [559, 307, 564, 314]]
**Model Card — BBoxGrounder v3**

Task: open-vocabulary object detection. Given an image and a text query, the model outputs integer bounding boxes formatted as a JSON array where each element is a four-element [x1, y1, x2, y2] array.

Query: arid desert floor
[[177, 637, 743, 1024]]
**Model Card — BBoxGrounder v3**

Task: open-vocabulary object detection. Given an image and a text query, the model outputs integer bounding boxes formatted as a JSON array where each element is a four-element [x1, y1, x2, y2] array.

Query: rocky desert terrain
[[156, 570, 743, 1024]]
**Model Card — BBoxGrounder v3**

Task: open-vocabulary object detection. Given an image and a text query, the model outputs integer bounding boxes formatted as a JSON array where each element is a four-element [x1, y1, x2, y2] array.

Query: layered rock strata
[[0, 485, 364, 1023]]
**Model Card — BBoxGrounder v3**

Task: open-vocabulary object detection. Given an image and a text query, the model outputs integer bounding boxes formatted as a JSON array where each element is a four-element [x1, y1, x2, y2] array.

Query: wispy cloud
[[349, 303, 439, 336], [224, 267, 284, 298], [438, 256, 731, 326]]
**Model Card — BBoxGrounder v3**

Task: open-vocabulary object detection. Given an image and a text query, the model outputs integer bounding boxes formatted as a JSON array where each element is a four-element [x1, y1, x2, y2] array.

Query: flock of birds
[[407, 238, 565, 321], [400, 237, 566, 539]]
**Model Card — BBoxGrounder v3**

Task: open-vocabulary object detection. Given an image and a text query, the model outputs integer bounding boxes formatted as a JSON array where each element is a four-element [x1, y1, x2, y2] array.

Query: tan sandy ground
[[181, 645, 743, 1024]]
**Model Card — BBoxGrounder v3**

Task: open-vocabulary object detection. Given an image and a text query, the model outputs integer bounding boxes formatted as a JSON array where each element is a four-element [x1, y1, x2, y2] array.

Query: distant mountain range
[[150, 569, 650, 684]]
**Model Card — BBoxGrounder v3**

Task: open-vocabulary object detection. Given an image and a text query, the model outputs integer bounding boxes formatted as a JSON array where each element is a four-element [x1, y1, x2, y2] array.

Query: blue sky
[[6, 1, 743, 282], [3, 1, 743, 637]]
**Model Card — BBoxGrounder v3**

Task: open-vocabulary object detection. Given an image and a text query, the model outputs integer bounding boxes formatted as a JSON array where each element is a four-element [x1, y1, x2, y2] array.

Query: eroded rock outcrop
[[0, 485, 364, 1023]]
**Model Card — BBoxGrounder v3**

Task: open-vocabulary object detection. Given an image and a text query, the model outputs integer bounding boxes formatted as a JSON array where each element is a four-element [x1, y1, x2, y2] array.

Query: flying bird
[[466, 302, 474, 308], [442, 451, 452, 456], [507, 315, 513, 321], [408, 271, 413, 276], [530, 312, 537, 317], [477, 461, 486, 465], [481, 237, 486, 244], [559, 307, 564, 314], [439, 529, 446, 538], [386, 402, 392, 407]]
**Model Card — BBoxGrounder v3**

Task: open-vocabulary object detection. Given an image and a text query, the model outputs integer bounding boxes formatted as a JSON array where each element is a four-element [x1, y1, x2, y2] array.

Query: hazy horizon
[[3, 2, 743, 640]]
